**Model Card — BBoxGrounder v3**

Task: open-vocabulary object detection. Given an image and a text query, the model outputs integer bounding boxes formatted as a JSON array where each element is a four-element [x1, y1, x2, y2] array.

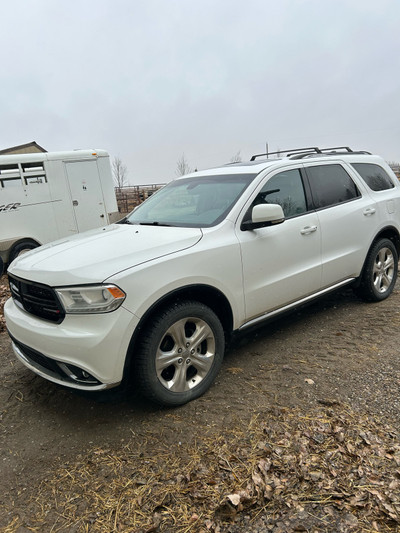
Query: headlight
[[55, 284, 126, 314]]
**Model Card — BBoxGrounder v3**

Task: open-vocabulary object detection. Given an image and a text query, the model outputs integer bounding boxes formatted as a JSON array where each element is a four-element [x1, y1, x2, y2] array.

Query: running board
[[239, 278, 355, 331]]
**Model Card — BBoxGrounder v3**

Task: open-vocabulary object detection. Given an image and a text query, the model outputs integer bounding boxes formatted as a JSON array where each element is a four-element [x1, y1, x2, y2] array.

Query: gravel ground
[[1, 274, 400, 531]]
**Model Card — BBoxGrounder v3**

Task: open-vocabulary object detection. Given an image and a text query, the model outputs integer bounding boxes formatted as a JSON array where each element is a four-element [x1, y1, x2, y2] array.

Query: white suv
[[4, 147, 400, 406]]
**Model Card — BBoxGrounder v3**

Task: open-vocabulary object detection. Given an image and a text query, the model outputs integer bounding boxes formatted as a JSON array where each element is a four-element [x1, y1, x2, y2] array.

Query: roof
[[0, 141, 47, 155], [0, 149, 109, 163], [183, 146, 386, 179]]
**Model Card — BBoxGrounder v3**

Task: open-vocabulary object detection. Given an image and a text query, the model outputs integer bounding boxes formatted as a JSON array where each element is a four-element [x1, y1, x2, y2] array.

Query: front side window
[[254, 169, 307, 218], [352, 163, 395, 191], [305, 164, 360, 209], [125, 173, 257, 228]]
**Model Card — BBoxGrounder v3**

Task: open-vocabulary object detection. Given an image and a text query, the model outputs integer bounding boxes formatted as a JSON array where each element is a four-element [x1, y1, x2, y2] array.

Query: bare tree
[[230, 150, 242, 163], [176, 154, 192, 176], [112, 156, 128, 190]]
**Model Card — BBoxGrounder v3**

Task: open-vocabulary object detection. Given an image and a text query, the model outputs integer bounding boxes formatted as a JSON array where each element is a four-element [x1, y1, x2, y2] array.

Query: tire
[[354, 238, 398, 302], [135, 301, 225, 406], [9, 240, 39, 264]]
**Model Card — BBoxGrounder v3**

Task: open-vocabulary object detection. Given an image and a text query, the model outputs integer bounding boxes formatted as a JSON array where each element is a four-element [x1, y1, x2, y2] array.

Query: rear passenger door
[[351, 162, 399, 222], [303, 162, 377, 288]]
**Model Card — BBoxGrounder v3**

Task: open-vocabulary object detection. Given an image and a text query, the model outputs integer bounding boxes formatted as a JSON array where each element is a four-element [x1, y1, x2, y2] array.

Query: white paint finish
[[5, 151, 400, 393]]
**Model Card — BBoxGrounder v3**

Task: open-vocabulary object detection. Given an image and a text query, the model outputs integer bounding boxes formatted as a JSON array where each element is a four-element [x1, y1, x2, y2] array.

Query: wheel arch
[[354, 226, 400, 289], [372, 226, 400, 256], [123, 284, 234, 381]]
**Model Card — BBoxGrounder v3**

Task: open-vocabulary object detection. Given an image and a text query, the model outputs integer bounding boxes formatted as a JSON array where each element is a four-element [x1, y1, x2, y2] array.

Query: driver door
[[237, 168, 322, 322]]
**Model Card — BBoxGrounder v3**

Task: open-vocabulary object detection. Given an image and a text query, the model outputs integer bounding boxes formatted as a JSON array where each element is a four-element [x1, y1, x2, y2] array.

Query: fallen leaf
[[227, 493, 241, 507]]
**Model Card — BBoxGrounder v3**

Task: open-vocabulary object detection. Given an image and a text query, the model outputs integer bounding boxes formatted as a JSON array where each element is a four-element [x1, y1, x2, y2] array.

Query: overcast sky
[[1, 0, 399, 184]]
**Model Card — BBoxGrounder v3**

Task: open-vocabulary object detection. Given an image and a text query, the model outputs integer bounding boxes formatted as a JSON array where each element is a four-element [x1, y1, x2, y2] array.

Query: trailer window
[[25, 176, 46, 185], [0, 163, 19, 175], [1, 178, 22, 188], [0, 161, 47, 187], [0, 163, 22, 187], [21, 161, 47, 185], [21, 162, 45, 172]]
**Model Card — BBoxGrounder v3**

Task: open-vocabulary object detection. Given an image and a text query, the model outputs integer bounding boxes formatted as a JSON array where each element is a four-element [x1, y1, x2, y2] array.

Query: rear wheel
[[354, 238, 398, 302], [135, 301, 225, 406]]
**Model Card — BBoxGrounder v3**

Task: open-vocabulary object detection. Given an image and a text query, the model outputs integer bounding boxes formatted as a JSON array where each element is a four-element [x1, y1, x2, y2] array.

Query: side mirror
[[241, 203, 285, 231]]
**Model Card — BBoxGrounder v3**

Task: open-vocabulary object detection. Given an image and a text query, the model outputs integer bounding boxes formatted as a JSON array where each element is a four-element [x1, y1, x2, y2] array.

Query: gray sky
[[1, 0, 399, 184]]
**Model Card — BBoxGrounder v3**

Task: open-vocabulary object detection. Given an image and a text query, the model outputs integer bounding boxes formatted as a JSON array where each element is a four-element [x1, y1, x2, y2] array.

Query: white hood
[[9, 224, 203, 285]]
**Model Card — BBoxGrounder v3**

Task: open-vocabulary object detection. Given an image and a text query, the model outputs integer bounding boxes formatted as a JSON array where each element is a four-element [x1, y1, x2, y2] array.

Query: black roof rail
[[290, 147, 372, 160], [250, 146, 371, 161], [250, 147, 322, 161]]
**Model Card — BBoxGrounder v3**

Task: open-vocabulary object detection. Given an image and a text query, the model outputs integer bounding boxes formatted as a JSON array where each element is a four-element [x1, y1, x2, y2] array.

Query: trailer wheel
[[9, 240, 39, 264]]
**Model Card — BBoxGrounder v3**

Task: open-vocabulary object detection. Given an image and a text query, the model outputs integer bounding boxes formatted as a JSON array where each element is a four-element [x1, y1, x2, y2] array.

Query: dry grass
[[3, 405, 400, 533]]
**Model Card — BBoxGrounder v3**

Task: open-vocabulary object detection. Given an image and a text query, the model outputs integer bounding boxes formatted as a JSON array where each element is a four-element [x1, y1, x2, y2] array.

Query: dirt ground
[[1, 273, 400, 532]]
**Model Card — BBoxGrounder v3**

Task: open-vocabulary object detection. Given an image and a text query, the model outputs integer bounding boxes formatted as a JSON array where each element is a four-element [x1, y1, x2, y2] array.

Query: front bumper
[[4, 297, 139, 391]]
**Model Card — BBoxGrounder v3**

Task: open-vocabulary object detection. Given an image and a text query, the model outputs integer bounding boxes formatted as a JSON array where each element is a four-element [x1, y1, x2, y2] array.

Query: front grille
[[9, 274, 65, 323]]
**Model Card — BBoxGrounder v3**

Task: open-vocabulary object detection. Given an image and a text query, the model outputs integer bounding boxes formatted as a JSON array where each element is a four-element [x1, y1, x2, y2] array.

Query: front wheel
[[135, 301, 225, 406], [354, 238, 398, 302]]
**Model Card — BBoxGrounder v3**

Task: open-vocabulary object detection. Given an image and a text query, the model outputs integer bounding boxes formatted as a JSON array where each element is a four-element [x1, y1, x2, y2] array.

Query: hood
[[9, 224, 203, 286]]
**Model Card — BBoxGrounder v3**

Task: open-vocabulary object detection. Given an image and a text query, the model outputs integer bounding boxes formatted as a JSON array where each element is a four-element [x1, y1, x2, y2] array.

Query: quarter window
[[306, 164, 360, 209], [255, 169, 307, 218], [352, 163, 395, 191]]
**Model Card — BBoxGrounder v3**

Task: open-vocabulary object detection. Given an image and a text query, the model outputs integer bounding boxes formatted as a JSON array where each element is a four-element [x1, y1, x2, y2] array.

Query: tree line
[[112, 151, 243, 187]]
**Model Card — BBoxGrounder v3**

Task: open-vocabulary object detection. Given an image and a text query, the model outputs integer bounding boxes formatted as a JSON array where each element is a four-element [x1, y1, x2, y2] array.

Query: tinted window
[[352, 163, 395, 191], [306, 164, 360, 209], [255, 169, 307, 218]]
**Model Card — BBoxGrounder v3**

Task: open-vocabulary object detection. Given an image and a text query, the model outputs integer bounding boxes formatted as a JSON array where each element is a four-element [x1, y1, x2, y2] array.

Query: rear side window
[[306, 164, 360, 209], [352, 163, 395, 191]]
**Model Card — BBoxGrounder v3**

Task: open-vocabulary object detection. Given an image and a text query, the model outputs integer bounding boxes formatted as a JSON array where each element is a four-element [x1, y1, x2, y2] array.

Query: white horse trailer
[[0, 149, 119, 275]]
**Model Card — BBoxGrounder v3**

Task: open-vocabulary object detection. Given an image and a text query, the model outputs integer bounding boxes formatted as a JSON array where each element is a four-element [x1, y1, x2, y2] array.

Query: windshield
[[125, 173, 257, 227]]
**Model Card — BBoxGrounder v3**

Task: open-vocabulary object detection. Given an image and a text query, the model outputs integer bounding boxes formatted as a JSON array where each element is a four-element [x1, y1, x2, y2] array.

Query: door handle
[[363, 207, 376, 216], [301, 225, 318, 235]]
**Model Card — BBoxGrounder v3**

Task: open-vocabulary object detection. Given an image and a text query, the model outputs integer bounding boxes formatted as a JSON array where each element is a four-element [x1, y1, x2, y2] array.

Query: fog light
[[59, 362, 100, 385]]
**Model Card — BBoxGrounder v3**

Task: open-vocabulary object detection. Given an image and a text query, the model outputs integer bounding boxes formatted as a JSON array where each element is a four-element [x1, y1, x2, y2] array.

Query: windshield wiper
[[138, 221, 174, 227]]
